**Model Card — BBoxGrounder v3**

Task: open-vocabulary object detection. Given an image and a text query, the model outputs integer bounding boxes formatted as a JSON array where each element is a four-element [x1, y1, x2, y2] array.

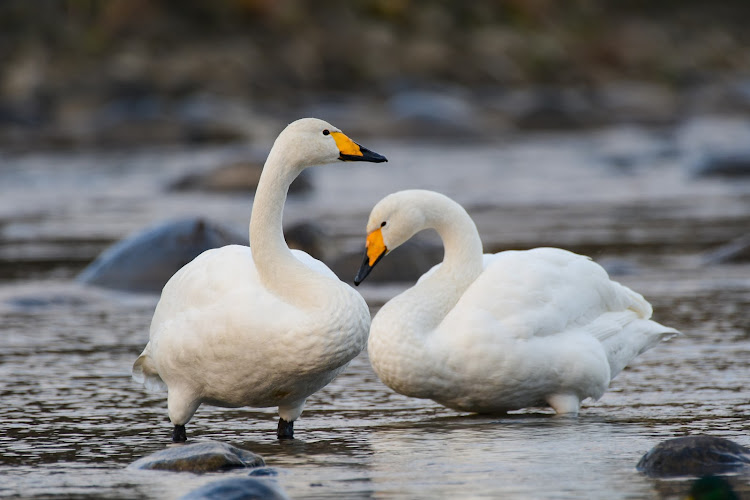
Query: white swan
[[133, 118, 387, 442], [354, 190, 678, 415]]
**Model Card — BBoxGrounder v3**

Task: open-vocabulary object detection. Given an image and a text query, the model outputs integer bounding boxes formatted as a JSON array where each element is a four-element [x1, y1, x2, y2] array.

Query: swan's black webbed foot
[[172, 424, 187, 443], [277, 418, 294, 440]]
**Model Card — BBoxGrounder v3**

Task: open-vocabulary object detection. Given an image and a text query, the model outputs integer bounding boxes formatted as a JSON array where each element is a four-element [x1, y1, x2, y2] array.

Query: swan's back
[[456, 248, 649, 335], [435, 247, 675, 380]]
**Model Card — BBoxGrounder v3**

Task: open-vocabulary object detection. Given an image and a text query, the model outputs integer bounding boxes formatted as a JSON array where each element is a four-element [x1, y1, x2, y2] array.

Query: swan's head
[[354, 190, 446, 285], [271, 118, 387, 170]]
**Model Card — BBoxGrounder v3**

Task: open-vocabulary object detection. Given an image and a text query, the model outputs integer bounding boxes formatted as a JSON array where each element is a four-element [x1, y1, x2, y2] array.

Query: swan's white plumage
[[132, 118, 381, 433], [364, 190, 678, 415]]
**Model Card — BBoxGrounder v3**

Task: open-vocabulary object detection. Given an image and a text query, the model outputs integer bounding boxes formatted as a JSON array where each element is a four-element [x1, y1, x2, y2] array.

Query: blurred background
[[1, 0, 750, 149]]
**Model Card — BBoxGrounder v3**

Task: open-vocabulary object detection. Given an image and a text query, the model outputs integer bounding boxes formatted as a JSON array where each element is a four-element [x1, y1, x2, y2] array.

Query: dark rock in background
[[690, 151, 750, 178], [637, 435, 750, 478], [2, 2, 750, 150], [76, 217, 332, 293], [703, 234, 750, 264], [284, 221, 326, 261], [171, 161, 312, 194], [331, 235, 443, 284], [128, 441, 265, 473], [77, 217, 247, 293]]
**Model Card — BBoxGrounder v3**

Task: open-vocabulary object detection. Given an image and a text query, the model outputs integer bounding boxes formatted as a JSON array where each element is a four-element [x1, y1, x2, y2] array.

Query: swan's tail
[[599, 316, 680, 378], [132, 342, 167, 392]]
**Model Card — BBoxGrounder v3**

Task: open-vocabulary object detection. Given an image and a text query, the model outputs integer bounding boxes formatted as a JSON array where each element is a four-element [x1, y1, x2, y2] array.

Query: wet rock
[[690, 151, 750, 178], [594, 82, 677, 125], [179, 477, 289, 500], [247, 467, 279, 477], [703, 234, 750, 264], [387, 89, 479, 137], [499, 87, 596, 130], [171, 161, 312, 194], [77, 217, 247, 293], [128, 441, 265, 473], [284, 221, 325, 260], [637, 435, 750, 478], [596, 258, 639, 277], [331, 236, 443, 284]]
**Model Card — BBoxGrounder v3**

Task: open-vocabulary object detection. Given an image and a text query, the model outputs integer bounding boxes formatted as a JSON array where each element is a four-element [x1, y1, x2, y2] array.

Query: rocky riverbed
[[0, 114, 749, 498]]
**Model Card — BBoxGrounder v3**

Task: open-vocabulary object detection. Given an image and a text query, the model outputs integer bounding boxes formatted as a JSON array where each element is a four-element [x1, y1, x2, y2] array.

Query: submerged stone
[[179, 477, 290, 500], [688, 476, 739, 500], [637, 435, 750, 477], [76, 217, 246, 293], [128, 441, 265, 473]]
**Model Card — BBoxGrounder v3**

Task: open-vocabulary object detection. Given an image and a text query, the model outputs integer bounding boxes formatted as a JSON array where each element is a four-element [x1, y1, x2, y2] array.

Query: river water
[[0, 117, 749, 499]]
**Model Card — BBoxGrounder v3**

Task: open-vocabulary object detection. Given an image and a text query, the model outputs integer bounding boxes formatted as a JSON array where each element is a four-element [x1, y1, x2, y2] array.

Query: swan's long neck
[[249, 147, 325, 303], [385, 197, 484, 333]]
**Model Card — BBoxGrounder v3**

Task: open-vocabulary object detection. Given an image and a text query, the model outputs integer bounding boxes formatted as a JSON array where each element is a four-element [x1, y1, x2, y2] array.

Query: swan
[[132, 118, 387, 442], [354, 190, 678, 415]]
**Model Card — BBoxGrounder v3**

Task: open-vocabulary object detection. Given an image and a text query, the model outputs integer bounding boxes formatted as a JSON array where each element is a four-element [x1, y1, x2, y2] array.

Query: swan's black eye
[[322, 129, 330, 136], [381, 221, 387, 227]]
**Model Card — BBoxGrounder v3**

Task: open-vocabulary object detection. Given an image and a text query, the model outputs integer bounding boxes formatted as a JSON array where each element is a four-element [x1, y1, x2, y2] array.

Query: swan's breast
[[148, 244, 369, 404]]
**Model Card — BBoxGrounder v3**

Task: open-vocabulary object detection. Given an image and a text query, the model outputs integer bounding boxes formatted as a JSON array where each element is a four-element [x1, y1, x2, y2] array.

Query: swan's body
[[355, 190, 678, 415], [133, 118, 386, 441]]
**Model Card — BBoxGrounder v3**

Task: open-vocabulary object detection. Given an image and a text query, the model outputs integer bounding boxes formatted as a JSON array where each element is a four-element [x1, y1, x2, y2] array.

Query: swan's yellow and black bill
[[354, 228, 387, 285], [331, 132, 388, 163]]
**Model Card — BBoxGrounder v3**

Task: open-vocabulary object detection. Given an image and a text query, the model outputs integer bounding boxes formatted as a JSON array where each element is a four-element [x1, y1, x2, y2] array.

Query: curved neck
[[249, 148, 324, 301], [385, 197, 484, 332], [429, 199, 484, 282]]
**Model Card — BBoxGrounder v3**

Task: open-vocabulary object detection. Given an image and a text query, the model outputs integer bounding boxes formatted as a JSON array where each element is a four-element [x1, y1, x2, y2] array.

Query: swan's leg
[[277, 399, 306, 440], [547, 393, 580, 416], [167, 386, 200, 443], [172, 424, 187, 443], [277, 418, 294, 440]]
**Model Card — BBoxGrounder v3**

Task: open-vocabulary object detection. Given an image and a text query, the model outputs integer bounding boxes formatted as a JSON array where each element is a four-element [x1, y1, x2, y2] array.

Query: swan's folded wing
[[446, 247, 653, 341]]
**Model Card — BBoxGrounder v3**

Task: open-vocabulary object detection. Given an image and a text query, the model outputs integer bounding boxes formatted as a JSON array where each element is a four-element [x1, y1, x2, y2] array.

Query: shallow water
[[1, 117, 749, 499]]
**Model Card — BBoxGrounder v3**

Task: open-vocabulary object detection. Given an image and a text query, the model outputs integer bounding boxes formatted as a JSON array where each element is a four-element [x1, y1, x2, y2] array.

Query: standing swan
[[133, 118, 387, 442], [355, 190, 677, 415]]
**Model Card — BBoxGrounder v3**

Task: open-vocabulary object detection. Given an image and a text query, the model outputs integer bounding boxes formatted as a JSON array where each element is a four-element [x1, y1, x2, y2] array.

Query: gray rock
[[128, 441, 265, 473], [703, 234, 750, 264], [171, 161, 312, 194], [331, 236, 443, 284], [637, 435, 750, 477], [179, 477, 289, 500], [77, 217, 247, 293], [387, 89, 479, 137], [503, 87, 595, 130], [247, 467, 279, 477], [690, 151, 750, 178], [284, 221, 326, 261]]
